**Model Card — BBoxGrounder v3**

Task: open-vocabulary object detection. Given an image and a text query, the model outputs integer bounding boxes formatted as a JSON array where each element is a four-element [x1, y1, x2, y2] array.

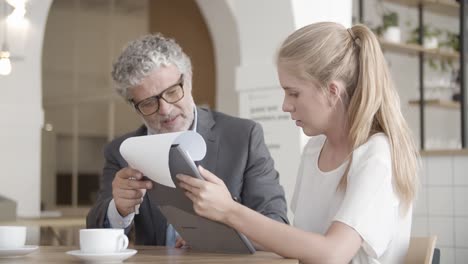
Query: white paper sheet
[[119, 131, 207, 188]]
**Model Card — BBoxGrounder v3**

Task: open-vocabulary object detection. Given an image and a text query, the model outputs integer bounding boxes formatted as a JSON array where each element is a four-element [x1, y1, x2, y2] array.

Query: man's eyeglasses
[[131, 75, 185, 116]]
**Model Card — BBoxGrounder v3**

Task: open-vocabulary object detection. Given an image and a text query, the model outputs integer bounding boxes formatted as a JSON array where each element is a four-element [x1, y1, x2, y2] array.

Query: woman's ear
[[327, 81, 342, 107]]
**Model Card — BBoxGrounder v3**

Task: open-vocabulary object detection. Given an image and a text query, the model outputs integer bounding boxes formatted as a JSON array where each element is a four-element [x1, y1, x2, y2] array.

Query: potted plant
[[440, 31, 459, 53], [407, 25, 441, 49], [382, 12, 400, 43], [406, 25, 458, 72]]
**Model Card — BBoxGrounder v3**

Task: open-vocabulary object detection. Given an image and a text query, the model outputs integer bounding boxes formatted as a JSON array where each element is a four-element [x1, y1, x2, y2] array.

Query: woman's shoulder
[[352, 133, 392, 168], [355, 133, 390, 156], [347, 133, 394, 194]]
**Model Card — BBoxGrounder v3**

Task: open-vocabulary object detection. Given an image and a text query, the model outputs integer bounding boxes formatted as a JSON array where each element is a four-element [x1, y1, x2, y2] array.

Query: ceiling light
[[6, 0, 26, 9], [7, 6, 25, 24]]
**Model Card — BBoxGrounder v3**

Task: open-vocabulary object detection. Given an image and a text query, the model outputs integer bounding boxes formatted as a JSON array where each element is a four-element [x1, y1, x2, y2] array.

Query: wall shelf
[[359, 0, 467, 149], [408, 99, 460, 109], [420, 149, 468, 156], [385, 0, 459, 17], [379, 39, 459, 60]]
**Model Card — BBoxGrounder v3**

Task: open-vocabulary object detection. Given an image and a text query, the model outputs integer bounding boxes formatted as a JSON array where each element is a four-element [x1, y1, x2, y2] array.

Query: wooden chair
[[404, 236, 438, 264]]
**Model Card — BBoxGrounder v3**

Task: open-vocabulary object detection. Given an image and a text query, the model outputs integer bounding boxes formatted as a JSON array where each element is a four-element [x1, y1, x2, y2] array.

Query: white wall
[[0, 0, 52, 217], [291, 0, 352, 28], [415, 155, 468, 264]]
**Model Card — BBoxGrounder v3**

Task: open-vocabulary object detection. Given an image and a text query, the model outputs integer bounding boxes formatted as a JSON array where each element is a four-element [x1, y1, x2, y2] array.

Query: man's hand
[[175, 236, 188, 248], [112, 167, 153, 217]]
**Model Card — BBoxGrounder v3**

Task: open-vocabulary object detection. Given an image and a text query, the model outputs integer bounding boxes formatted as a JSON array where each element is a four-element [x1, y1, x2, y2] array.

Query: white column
[[0, 0, 52, 217]]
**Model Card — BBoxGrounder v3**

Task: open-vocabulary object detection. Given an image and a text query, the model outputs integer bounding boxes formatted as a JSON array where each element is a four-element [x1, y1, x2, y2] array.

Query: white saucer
[[66, 249, 137, 263], [0, 245, 39, 258]]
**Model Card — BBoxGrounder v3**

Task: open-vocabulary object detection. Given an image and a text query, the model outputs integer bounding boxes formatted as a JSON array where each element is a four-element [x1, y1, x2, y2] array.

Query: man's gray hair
[[111, 33, 192, 99]]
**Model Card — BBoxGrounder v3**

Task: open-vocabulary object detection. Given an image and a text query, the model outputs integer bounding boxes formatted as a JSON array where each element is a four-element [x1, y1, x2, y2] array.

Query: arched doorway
[[149, 0, 216, 109]]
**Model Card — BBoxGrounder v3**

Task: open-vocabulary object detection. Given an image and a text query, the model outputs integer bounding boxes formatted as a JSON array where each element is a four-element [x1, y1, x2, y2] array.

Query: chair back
[[404, 236, 437, 264]]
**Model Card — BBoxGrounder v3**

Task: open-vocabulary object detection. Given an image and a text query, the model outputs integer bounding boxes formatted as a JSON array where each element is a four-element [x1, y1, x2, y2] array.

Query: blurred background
[[0, 0, 467, 263]]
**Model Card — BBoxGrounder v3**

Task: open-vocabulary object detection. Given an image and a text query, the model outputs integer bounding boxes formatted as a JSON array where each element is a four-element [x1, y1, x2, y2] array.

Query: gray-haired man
[[86, 33, 288, 246]]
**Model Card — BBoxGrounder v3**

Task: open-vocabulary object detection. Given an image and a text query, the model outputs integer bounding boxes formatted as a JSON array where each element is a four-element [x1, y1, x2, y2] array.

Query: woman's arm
[[227, 202, 362, 264], [177, 166, 362, 264]]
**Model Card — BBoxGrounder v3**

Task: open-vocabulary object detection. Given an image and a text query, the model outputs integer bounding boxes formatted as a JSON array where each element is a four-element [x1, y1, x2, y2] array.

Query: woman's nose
[[282, 101, 294, 113]]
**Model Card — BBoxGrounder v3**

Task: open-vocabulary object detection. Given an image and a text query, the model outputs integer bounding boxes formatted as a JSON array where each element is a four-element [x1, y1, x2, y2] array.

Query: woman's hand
[[176, 166, 238, 223]]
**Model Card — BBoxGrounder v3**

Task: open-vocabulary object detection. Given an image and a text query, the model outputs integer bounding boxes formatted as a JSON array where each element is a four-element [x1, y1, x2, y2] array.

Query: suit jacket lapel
[[196, 108, 218, 174], [134, 125, 148, 136]]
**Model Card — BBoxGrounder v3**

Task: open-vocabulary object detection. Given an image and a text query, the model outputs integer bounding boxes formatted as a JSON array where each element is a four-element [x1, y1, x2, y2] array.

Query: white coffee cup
[[79, 229, 129, 254], [0, 226, 27, 249]]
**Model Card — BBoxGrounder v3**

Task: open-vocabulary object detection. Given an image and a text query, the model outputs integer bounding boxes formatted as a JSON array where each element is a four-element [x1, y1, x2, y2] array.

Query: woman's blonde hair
[[278, 22, 419, 212]]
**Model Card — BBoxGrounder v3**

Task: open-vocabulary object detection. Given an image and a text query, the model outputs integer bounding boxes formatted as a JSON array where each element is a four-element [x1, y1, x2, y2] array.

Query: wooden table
[[0, 246, 298, 263], [0, 217, 86, 246], [0, 217, 86, 227]]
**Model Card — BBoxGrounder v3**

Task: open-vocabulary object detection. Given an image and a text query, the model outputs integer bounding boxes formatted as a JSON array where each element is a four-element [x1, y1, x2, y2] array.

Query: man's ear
[[184, 73, 193, 91]]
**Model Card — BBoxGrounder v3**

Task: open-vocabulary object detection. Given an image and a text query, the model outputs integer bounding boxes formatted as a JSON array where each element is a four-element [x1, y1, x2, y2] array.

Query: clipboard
[[145, 145, 256, 254]]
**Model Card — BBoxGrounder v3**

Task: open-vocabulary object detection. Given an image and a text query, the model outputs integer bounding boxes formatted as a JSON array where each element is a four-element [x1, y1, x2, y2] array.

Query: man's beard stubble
[[143, 108, 195, 135]]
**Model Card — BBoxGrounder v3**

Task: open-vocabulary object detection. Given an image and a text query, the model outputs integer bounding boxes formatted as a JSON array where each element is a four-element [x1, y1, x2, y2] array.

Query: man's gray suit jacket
[[86, 107, 289, 245]]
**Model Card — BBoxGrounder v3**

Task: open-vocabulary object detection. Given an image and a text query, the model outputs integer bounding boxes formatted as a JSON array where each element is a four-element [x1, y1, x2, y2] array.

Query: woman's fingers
[[198, 166, 224, 185], [184, 191, 196, 202], [176, 174, 205, 188], [178, 181, 197, 194]]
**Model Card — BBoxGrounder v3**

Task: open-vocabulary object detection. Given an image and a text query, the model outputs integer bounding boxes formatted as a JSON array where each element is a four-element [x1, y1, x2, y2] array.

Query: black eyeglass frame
[[130, 74, 185, 116]]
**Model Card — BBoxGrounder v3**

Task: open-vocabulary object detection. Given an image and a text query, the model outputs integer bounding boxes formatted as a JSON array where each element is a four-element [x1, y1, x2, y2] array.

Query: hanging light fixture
[[0, 0, 26, 76], [0, 44, 11, 76], [6, 0, 26, 27], [0, 0, 12, 75]]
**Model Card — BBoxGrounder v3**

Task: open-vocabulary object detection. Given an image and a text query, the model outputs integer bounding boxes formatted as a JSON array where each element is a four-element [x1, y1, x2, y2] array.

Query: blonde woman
[[177, 22, 419, 264]]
